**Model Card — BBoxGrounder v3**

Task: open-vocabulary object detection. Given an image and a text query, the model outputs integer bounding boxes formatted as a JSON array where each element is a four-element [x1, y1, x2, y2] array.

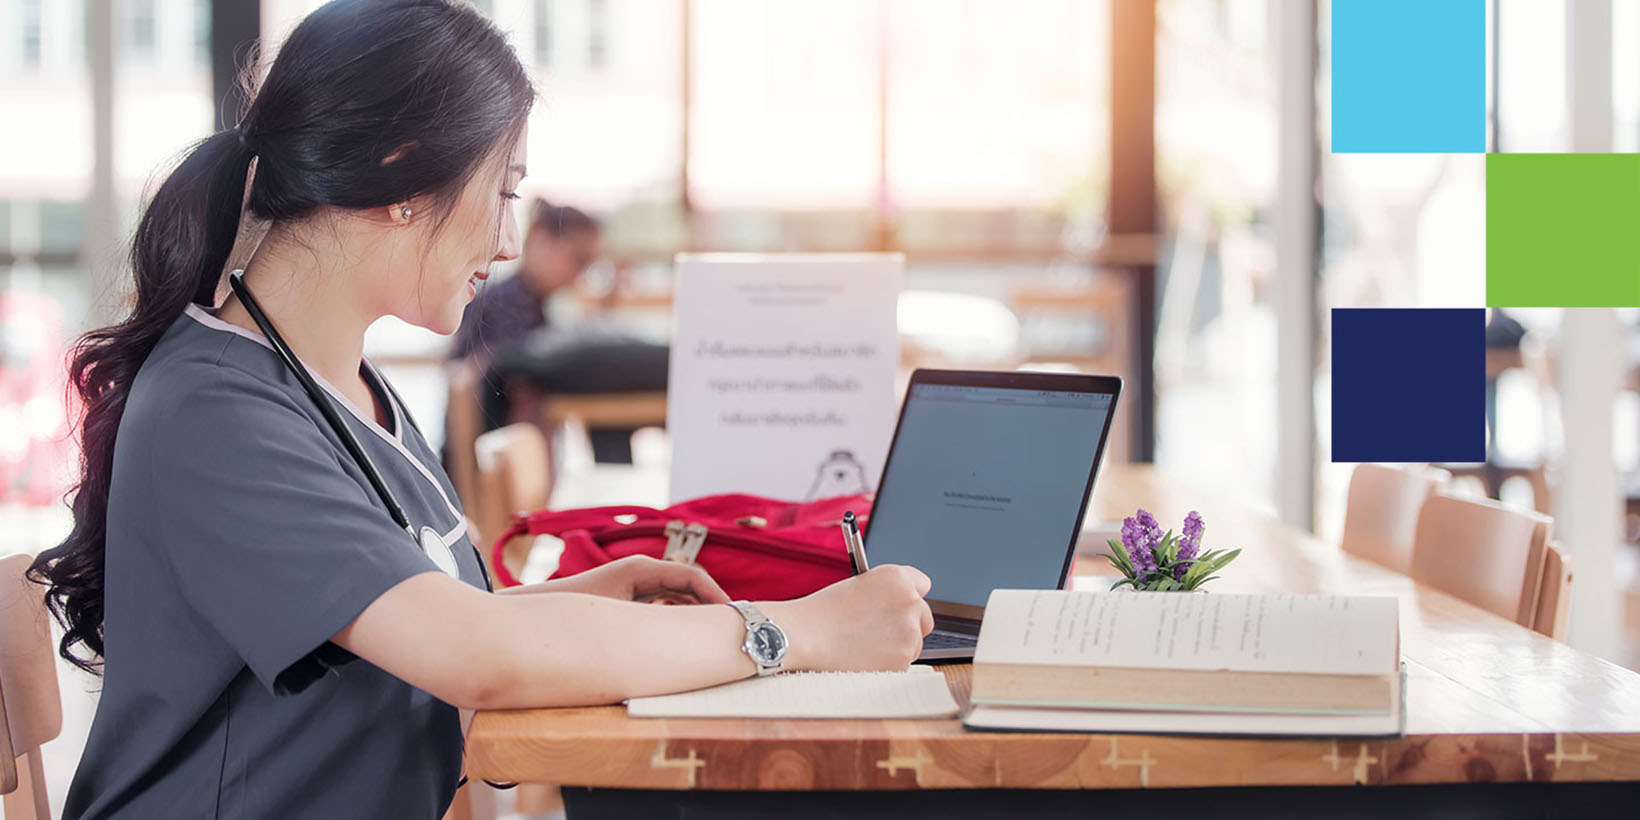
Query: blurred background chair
[[1410, 493, 1553, 628], [540, 392, 667, 433], [473, 424, 554, 586], [1442, 321, 1555, 516], [1532, 540, 1574, 642], [1339, 463, 1451, 574], [445, 360, 486, 518], [2, 553, 62, 820]]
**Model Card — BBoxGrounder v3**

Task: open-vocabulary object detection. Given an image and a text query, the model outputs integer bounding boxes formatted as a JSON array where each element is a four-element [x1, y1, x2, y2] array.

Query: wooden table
[[467, 465, 1640, 817]]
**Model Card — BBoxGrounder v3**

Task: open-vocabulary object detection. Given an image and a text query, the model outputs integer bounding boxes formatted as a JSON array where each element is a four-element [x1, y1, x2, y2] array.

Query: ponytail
[[28, 127, 255, 674]]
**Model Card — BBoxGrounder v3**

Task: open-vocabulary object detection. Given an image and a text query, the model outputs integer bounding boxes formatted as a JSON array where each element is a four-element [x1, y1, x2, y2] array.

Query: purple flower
[[1120, 508, 1161, 576], [1174, 510, 1204, 580]]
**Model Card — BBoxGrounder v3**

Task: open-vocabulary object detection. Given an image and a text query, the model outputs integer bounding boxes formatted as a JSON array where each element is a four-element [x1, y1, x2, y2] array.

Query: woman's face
[[520, 226, 601, 296], [387, 133, 527, 335]]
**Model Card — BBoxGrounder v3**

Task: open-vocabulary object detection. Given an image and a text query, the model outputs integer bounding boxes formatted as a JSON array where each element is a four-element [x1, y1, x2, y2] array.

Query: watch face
[[748, 622, 787, 665]]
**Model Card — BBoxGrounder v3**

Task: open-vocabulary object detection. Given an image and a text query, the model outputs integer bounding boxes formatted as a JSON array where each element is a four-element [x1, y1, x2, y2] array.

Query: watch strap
[[730, 600, 768, 628], [728, 600, 782, 676]]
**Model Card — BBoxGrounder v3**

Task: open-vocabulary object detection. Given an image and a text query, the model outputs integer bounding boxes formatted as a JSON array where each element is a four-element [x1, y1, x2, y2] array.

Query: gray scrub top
[[63, 303, 489, 819]]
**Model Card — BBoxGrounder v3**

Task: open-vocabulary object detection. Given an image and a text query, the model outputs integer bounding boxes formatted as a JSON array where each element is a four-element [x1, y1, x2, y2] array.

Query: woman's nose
[[495, 212, 522, 262]]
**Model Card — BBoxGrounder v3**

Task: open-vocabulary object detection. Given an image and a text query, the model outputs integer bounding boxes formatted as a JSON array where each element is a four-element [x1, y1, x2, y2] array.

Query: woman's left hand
[[503, 554, 731, 605]]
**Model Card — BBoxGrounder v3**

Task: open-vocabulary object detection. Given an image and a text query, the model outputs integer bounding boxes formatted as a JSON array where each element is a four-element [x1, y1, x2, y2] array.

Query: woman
[[28, 2, 932, 817]]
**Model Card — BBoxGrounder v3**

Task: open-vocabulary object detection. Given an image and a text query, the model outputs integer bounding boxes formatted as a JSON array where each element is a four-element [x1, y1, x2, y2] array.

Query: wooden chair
[[1443, 344, 1554, 515], [473, 423, 553, 584], [1410, 492, 1553, 628], [2, 553, 63, 820], [1339, 464, 1450, 574], [540, 392, 668, 431], [1531, 540, 1573, 642], [444, 360, 486, 518]]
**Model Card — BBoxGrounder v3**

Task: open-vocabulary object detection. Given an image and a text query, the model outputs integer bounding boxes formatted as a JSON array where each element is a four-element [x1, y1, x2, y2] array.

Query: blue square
[[1331, 0, 1486, 153], [1332, 308, 1485, 463]]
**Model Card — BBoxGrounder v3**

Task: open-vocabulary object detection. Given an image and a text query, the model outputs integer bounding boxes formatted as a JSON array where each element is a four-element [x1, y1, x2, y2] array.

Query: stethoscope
[[227, 271, 493, 593]]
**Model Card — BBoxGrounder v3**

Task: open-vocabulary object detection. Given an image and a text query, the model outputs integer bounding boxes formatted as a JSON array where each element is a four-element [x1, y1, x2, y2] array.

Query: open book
[[627, 666, 960, 719], [963, 590, 1404, 737]]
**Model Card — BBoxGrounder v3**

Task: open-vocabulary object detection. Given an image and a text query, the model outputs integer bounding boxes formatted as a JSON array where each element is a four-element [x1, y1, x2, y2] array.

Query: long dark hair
[[29, 0, 535, 674]]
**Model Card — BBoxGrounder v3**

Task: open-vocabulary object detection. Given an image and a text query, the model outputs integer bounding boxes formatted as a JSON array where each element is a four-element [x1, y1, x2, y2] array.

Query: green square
[[1487, 153, 1640, 307]]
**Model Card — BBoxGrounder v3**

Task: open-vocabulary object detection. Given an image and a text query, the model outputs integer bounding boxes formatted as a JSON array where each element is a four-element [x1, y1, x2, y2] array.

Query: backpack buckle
[[664, 520, 710, 565]]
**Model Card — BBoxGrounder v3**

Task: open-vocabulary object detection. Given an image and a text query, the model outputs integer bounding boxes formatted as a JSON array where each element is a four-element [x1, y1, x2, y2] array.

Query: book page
[[626, 667, 960, 719], [965, 662, 1407, 737], [963, 704, 1401, 738], [976, 590, 1398, 676]]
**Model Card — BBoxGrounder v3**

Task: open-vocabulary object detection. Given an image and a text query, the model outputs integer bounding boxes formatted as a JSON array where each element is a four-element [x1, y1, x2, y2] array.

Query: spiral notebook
[[626, 667, 960, 719]]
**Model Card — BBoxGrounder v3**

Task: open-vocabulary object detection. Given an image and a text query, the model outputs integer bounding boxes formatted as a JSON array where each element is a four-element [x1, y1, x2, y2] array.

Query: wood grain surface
[[466, 465, 1640, 790]]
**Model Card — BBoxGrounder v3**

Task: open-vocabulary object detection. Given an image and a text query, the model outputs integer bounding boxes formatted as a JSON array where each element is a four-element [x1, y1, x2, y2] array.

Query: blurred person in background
[[446, 198, 668, 469]]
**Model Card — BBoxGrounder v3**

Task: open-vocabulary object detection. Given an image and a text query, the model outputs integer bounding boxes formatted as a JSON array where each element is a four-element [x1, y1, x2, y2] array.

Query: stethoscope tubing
[[226, 271, 415, 535]]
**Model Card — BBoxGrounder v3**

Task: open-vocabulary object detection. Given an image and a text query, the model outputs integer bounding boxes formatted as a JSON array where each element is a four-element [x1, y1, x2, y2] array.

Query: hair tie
[[235, 127, 252, 156]]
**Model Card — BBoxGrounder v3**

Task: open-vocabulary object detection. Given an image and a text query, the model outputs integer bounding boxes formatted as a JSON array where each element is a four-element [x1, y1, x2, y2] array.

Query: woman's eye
[[502, 191, 521, 200]]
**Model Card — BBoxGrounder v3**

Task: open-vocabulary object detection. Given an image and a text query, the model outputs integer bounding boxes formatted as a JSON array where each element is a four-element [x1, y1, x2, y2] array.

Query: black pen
[[841, 511, 869, 575]]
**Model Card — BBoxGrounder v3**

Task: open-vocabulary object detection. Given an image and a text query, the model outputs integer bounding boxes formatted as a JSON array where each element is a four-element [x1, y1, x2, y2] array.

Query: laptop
[[861, 369, 1122, 662]]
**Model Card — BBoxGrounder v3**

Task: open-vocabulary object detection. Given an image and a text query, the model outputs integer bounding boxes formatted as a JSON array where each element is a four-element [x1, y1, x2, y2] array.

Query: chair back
[[540, 392, 668, 430], [474, 423, 553, 581], [444, 360, 485, 516], [1340, 463, 1450, 573], [1531, 540, 1574, 642], [1, 553, 62, 819], [1410, 493, 1552, 627]]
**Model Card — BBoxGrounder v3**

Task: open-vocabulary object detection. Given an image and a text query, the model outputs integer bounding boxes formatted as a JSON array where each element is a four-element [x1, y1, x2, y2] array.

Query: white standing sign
[[667, 253, 903, 503]]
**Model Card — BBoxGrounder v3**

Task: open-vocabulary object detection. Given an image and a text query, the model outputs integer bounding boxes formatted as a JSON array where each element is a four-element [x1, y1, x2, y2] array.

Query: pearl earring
[[400, 206, 412, 220]]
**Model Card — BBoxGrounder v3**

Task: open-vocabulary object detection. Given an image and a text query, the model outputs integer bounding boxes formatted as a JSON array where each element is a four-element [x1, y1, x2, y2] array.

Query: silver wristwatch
[[728, 600, 787, 677]]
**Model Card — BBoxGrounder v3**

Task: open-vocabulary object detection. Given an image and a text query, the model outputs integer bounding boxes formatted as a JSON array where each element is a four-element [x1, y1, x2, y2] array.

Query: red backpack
[[489, 493, 870, 600]]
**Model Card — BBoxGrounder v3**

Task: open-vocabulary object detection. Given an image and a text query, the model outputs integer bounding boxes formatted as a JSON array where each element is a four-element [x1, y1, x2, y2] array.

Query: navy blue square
[[1331, 308, 1485, 463]]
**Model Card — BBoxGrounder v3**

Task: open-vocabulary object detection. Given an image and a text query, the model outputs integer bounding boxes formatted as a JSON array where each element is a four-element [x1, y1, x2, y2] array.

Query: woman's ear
[[382, 141, 422, 226]]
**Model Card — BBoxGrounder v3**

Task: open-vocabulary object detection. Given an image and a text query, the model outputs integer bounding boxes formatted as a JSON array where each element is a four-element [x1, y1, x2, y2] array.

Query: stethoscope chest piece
[[419, 526, 462, 579]]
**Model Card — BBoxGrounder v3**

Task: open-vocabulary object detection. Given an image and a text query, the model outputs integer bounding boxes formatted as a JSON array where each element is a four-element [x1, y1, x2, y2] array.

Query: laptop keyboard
[[923, 630, 977, 650]]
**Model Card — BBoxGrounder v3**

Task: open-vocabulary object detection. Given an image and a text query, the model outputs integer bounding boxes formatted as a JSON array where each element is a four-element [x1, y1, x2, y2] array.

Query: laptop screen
[[863, 381, 1116, 609]]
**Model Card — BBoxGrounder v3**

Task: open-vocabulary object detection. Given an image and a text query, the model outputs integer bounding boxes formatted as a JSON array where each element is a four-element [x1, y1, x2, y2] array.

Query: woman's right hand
[[763, 565, 934, 672]]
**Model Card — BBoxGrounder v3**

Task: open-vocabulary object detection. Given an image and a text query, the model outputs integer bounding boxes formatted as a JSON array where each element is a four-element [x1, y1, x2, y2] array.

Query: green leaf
[[1193, 548, 1241, 578], [1177, 559, 1203, 586], [1156, 577, 1180, 591], [1103, 543, 1134, 574], [1180, 552, 1217, 584], [1207, 548, 1242, 573], [1101, 551, 1134, 580], [1189, 575, 1222, 589], [1106, 543, 1133, 570], [1178, 547, 1241, 587], [1161, 529, 1178, 563], [1110, 577, 1135, 591]]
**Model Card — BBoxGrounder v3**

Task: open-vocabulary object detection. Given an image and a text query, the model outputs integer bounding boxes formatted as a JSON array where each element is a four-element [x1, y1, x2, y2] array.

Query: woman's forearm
[[469, 591, 808, 710], [336, 567, 927, 712]]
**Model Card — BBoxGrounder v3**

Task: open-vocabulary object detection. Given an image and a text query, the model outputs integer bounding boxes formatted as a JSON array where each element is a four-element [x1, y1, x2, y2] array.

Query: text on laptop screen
[[864, 383, 1114, 608]]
